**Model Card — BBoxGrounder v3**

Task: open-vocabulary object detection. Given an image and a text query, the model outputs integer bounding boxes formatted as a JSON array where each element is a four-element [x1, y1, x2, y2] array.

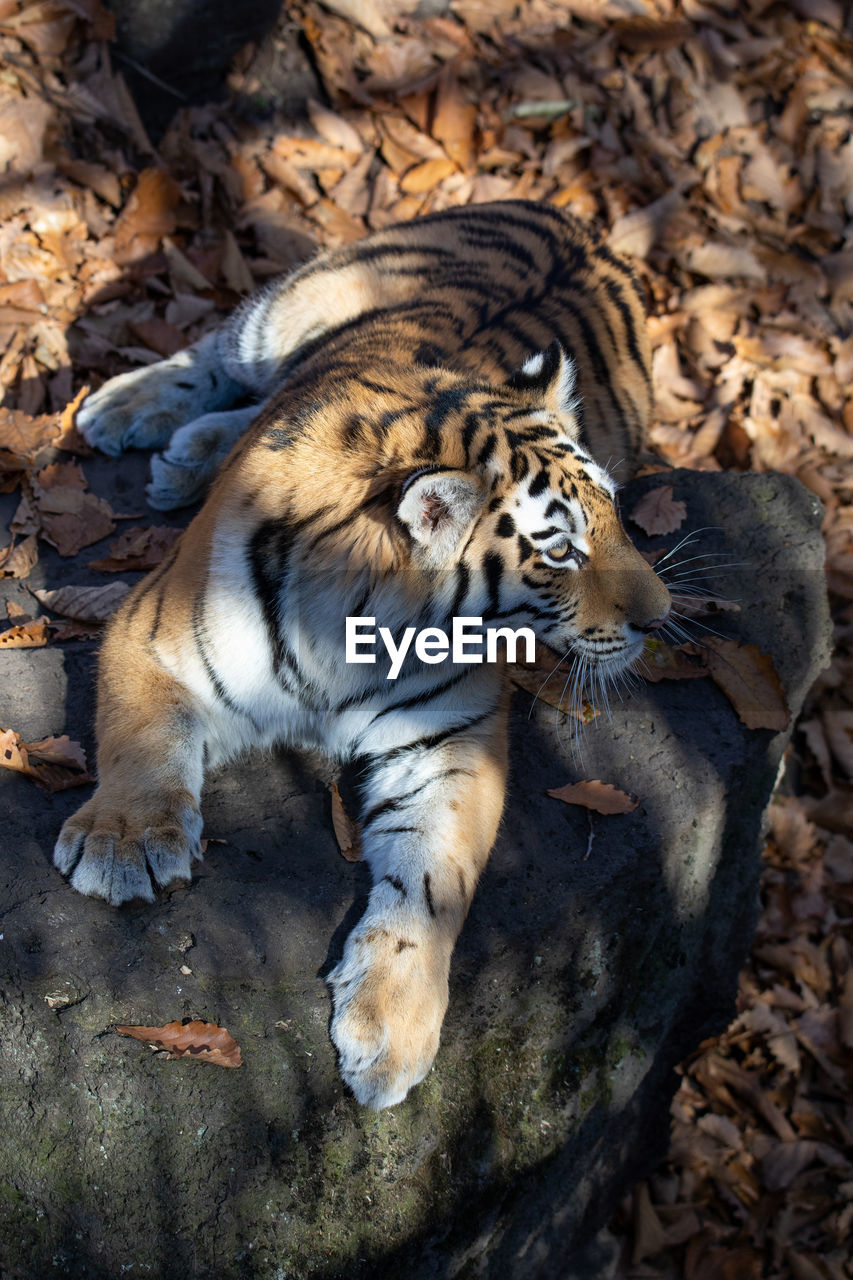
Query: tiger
[[54, 200, 672, 1109]]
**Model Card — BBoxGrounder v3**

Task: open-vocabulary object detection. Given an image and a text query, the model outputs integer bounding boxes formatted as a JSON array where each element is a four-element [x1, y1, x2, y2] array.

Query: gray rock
[[0, 463, 829, 1279], [104, 0, 316, 136]]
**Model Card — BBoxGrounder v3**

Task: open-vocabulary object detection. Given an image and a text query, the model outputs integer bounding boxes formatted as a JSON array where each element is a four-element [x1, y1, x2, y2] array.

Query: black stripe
[[528, 468, 550, 497], [369, 668, 472, 724], [369, 706, 496, 768], [452, 560, 470, 616], [423, 873, 436, 917], [191, 592, 260, 726], [124, 542, 180, 624], [483, 551, 503, 614], [362, 779, 432, 828], [602, 277, 652, 392], [247, 520, 302, 686], [147, 580, 168, 645]]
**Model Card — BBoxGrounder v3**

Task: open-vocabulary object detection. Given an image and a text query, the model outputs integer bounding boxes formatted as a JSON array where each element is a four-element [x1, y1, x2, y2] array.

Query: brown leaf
[[0, 534, 38, 579], [641, 638, 708, 682], [128, 317, 187, 359], [220, 230, 255, 295], [400, 156, 457, 194], [32, 582, 130, 623], [306, 98, 363, 153], [113, 168, 182, 266], [35, 460, 88, 493], [0, 727, 94, 792], [115, 1020, 242, 1068], [52, 385, 93, 456], [0, 408, 60, 464], [547, 779, 639, 815], [432, 68, 476, 174], [89, 525, 182, 572], [630, 486, 687, 536], [28, 464, 116, 556], [696, 638, 790, 731], [27, 735, 89, 770], [669, 592, 741, 619], [330, 781, 362, 861], [0, 618, 50, 648]]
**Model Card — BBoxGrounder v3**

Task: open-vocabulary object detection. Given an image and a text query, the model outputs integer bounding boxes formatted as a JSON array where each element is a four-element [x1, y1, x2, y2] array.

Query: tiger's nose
[[641, 609, 670, 633]]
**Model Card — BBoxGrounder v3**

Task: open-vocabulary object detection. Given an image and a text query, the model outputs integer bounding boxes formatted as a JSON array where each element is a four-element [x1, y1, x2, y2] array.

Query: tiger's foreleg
[[329, 701, 509, 1109], [53, 614, 207, 905]]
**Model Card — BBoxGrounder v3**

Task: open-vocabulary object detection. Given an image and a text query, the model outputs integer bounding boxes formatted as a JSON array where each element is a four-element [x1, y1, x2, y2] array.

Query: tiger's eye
[[547, 538, 573, 561]]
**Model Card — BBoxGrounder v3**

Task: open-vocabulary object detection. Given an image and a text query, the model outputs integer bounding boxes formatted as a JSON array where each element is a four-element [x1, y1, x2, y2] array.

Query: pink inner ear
[[421, 491, 445, 532]]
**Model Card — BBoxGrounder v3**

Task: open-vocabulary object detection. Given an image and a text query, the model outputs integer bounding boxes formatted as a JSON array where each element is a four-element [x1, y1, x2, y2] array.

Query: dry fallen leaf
[[630, 486, 688, 536], [52, 385, 92, 455], [694, 638, 790, 732], [32, 581, 130, 623], [115, 1020, 243, 1068], [642, 638, 708, 682], [0, 727, 94, 792], [0, 618, 50, 648], [547, 779, 639, 815], [330, 780, 362, 861], [432, 68, 477, 174], [0, 534, 38, 579], [89, 525, 183, 572], [113, 168, 183, 265], [0, 407, 61, 464]]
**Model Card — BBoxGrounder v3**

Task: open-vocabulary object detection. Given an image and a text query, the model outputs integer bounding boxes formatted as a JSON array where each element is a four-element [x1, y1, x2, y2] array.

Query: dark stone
[[103, 0, 308, 136], [0, 460, 830, 1279]]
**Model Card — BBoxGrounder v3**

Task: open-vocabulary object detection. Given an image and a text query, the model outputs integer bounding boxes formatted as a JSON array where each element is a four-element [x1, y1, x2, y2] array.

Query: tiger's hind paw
[[54, 791, 204, 906], [77, 336, 242, 456]]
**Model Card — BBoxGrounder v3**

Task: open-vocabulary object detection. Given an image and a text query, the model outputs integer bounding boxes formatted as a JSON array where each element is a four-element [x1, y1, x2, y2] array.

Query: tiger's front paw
[[328, 918, 450, 1109], [54, 787, 203, 906]]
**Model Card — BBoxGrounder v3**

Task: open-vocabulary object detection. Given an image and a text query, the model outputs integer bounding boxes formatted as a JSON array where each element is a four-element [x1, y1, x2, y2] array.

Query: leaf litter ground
[[0, 0, 852, 1275]]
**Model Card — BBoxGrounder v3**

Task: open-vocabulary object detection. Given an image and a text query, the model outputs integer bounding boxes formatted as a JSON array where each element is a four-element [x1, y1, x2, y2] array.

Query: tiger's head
[[386, 342, 671, 678]]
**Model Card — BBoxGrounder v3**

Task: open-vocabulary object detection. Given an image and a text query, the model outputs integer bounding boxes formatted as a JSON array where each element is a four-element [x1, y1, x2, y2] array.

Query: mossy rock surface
[[0, 464, 830, 1279]]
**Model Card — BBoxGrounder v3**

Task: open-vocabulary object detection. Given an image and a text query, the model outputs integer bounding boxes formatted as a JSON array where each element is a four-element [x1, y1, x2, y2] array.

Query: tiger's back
[[223, 202, 652, 483]]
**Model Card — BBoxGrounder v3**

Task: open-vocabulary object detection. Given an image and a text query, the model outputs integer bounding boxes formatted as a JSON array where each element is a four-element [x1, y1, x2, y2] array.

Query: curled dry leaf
[[432, 69, 477, 174], [0, 407, 62, 464], [0, 727, 94, 792], [115, 1020, 243, 1068], [669, 592, 741, 619], [113, 168, 183, 266], [0, 618, 50, 648], [630, 485, 687, 536], [32, 581, 130, 623], [642, 638, 708, 682], [0, 534, 38, 579], [52, 385, 92, 455], [25, 461, 117, 557], [89, 525, 183, 572], [547, 779, 639, 815], [694, 638, 790, 732], [330, 780, 362, 861]]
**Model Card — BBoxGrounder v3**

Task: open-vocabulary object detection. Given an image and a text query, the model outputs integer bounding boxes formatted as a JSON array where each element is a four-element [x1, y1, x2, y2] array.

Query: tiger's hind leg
[[77, 332, 245, 456], [146, 405, 260, 509]]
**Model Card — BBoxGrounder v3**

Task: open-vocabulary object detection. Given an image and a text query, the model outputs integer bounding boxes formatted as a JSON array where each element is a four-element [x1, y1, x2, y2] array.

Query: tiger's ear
[[506, 340, 579, 419], [397, 469, 485, 566]]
